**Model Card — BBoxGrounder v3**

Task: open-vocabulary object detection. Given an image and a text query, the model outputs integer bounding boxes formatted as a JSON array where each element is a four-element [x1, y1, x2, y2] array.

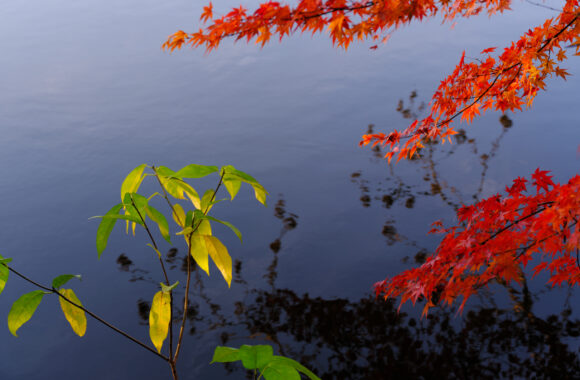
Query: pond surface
[[0, 1, 578, 379]]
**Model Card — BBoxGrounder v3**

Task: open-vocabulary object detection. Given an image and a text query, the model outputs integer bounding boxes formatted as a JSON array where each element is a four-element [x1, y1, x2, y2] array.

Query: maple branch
[[479, 203, 553, 246]]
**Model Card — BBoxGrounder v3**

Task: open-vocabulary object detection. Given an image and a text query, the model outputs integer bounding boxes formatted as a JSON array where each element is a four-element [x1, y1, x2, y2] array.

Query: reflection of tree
[[115, 190, 580, 379], [225, 279, 580, 379], [352, 91, 515, 251]]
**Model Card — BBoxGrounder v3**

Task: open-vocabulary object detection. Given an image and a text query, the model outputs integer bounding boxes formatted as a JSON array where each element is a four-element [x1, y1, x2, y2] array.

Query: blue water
[[0, 1, 578, 378]]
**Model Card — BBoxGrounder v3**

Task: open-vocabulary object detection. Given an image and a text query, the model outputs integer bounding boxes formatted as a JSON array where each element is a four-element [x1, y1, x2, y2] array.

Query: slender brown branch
[[173, 171, 225, 362], [479, 205, 551, 246], [3, 263, 169, 361], [129, 195, 174, 360], [400, 12, 580, 143]]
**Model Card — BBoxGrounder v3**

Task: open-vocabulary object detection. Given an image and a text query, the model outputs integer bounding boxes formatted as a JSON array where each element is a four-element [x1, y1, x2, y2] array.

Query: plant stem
[[173, 171, 225, 362], [3, 263, 169, 361], [130, 195, 175, 361]]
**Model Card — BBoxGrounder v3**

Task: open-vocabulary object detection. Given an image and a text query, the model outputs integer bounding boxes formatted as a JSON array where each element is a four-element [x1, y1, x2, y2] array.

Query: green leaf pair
[[211, 345, 320, 380], [7, 274, 86, 337]]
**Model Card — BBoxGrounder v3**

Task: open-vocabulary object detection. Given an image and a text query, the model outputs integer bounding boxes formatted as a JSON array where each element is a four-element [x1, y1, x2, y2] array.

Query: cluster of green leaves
[[94, 163, 268, 353], [0, 254, 86, 338], [1, 162, 319, 379], [211, 344, 321, 380]]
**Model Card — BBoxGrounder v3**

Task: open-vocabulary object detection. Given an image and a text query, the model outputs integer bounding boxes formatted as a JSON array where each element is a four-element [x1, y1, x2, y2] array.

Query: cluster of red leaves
[[163, 0, 513, 52], [374, 170, 580, 316], [361, 0, 580, 162], [164, 0, 580, 163], [163, 0, 580, 313]]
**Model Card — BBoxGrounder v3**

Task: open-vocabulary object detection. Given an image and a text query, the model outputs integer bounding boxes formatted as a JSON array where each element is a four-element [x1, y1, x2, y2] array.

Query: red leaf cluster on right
[[374, 169, 580, 316]]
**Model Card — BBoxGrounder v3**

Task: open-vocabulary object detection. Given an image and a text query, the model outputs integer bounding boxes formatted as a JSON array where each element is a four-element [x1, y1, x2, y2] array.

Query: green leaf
[[160, 281, 179, 293], [238, 344, 273, 370], [269, 357, 321, 380], [262, 361, 301, 380], [194, 211, 242, 242], [149, 290, 171, 353], [223, 175, 242, 201], [7, 290, 45, 336], [58, 288, 87, 337], [189, 233, 209, 275], [221, 165, 259, 183], [95, 203, 123, 257], [125, 192, 148, 212], [211, 346, 241, 363], [146, 205, 172, 244], [120, 164, 147, 201], [52, 274, 81, 290], [0, 254, 10, 295], [175, 164, 219, 179], [210, 345, 320, 380], [185, 210, 194, 228], [203, 235, 232, 287]]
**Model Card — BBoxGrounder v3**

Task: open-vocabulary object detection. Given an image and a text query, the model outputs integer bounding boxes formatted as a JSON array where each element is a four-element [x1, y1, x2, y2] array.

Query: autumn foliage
[[375, 170, 580, 315], [164, 0, 580, 312]]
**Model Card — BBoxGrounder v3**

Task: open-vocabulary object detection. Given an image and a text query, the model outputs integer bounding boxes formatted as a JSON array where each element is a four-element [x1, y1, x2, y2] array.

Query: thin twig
[[3, 263, 168, 361], [173, 171, 225, 362], [130, 195, 174, 360]]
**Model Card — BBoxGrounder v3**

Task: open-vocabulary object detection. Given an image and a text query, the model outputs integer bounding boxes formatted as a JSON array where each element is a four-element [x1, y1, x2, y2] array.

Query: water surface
[[0, 1, 578, 378]]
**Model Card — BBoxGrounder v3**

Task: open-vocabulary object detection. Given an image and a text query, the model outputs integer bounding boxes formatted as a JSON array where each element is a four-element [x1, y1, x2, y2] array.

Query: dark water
[[0, 1, 578, 379]]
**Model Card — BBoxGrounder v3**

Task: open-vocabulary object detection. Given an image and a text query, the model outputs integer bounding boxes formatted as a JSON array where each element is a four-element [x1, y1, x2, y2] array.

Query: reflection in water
[[126, 252, 580, 378], [226, 288, 580, 379], [112, 94, 577, 378], [352, 91, 515, 249], [116, 198, 580, 379]]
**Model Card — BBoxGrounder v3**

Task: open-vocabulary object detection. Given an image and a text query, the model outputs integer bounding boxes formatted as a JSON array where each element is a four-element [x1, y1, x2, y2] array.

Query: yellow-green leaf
[[204, 235, 232, 287], [223, 175, 242, 201], [146, 205, 171, 244], [95, 203, 123, 258], [8, 290, 45, 336], [198, 219, 212, 235], [0, 254, 10, 294], [120, 164, 147, 201], [200, 189, 215, 212], [172, 203, 186, 227], [58, 288, 87, 337], [175, 164, 218, 178], [253, 184, 268, 206], [180, 182, 201, 210], [149, 290, 171, 353], [190, 233, 209, 275]]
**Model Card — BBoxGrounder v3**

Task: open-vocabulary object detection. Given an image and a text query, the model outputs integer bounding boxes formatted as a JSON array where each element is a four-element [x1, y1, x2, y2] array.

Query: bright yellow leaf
[[59, 288, 87, 337], [149, 290, 171, 353]]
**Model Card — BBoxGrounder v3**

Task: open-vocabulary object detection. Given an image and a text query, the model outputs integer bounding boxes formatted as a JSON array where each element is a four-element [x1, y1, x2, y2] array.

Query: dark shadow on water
[[114, 93, 578, 378]]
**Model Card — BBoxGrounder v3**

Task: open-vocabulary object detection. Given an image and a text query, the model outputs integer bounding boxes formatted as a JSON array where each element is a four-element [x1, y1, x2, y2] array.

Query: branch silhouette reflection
[[113, 95, 578, 378]]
